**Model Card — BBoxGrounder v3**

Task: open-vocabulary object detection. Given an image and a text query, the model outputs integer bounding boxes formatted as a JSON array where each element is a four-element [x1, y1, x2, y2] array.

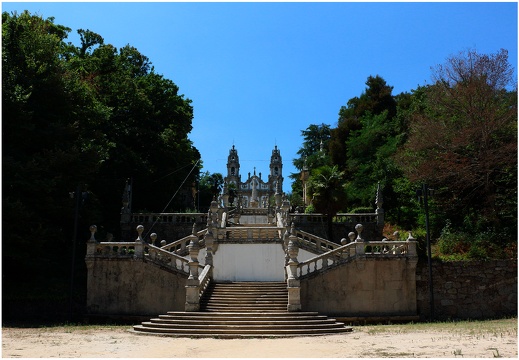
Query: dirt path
[[2, 321, 517, 358]]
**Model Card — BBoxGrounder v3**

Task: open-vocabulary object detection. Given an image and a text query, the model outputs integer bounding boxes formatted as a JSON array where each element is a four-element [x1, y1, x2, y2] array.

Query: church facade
[[223, 145, 283, 208]]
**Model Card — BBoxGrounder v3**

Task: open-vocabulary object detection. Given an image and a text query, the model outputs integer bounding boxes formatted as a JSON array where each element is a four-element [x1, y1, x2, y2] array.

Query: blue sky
[[2, 1, 517, 193]]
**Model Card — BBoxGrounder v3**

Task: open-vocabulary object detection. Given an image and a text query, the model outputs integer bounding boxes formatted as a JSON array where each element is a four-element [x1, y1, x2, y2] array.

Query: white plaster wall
[[239, 215, 268, 224], [213, 243, 285, 281]]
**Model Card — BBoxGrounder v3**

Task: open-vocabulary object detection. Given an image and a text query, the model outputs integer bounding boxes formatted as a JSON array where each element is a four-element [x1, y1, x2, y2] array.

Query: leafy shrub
[[436, 221, 516, 260], [304, 204, 316, 214]]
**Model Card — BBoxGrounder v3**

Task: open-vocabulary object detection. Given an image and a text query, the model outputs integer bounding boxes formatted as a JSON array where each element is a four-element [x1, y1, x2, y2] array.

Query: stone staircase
[[133, 282, 352, 337]]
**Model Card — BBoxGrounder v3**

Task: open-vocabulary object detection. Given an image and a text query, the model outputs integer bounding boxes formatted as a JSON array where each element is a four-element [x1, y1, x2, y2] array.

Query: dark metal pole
[[69, 184, 81, 320], [423, 183, 434, 320]]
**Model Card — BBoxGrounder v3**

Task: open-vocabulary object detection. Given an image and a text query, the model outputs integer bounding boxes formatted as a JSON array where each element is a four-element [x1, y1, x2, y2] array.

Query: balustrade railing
[[289, 213, 377, 225], [224, 226, 283, 241], [292, 229, 339, 253], [89, 241, 194, 275], [143, 243, 195, 275], [91, 242, 136, 257], [198, 264, 212, 298], [160, 229, 207, 254], [130, 213, 208, 225], [297, 240, 416, 278]]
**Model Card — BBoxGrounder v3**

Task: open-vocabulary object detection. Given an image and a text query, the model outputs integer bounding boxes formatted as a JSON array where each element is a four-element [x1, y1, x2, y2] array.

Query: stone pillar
[[407, 232, 417, 256], [204, 230, 214, 266], [187, 232, 200, 281], [86, 225, 98, 257], [149, 233, 157, 246], [375, 182, 385, 236], [134, 225, 144, 258], [222, 183, 229, 208], [286, 228, 301, 312], [355, 223, 365, 255], [185, 230, 200, 312]]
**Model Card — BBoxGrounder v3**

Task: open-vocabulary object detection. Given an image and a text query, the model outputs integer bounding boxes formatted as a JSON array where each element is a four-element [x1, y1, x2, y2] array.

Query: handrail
[[144, 243, 194, 275], [90, 241, 193, 275], [224, 226, 283, 241], [297, 240, 416, 278], [198, 264, 212, 299], [289, 212, 378, 224], [160, 229, 207, 254], [129, 212, 208, 224], [292, 229, 339, 253]]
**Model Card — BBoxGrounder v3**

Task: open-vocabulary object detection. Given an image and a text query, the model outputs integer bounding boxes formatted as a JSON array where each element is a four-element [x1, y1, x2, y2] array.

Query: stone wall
[[416, 259, 517, 320], [301, 257, 418, 317], [85, 257, 187, 316]]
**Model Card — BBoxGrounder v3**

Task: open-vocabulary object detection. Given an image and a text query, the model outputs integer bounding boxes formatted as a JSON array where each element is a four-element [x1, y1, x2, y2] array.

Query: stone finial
[[160, 240, 167, 247], [340, 238, 348, 245], [150, 233, 157, 246], [88, 225, 97, 242], [393, 231, 400, 240], [348, 231, 356, 243], [136, 225, 144, 242], [375, 182, 384, 209], [407, 232, 416, 242], [290, 222, 295, 235], [355, 224, 364, 242], [122, 180, 129, 207]]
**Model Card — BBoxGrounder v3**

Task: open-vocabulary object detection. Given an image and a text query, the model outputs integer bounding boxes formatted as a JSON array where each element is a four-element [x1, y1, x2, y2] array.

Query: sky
[[2, 1, 518, 193]]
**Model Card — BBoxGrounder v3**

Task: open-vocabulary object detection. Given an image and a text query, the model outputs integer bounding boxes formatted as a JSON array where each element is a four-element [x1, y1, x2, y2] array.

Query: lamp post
[[69, 185, 88, 320], [417, 183, 435, 320]]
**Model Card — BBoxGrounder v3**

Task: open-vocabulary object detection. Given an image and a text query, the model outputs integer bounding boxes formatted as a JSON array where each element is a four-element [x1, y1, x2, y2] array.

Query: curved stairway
[[133, 282, 353, 337]]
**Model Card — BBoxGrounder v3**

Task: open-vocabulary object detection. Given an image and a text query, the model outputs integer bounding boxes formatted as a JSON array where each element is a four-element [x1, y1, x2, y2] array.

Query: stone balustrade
[[297, 240, 417, 278], [86, 224, 196, 276], [130, 212, 208, 224], [292, 229, 339, 253], [143, 243, 193, 275], [289, 213, 378, 225], [160, 229, 207, 254], [198, 264, 212, 298], [223, 226, 283, 241]]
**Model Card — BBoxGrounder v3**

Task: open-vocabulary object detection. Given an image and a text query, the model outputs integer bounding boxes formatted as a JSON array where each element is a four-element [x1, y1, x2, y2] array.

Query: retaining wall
[[85, 257, 187, 316], [301, 256, 419, 317], [416, 259, 517, 320]]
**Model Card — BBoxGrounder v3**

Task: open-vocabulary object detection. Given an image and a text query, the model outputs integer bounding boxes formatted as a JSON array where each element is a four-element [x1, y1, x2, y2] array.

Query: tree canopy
[[292, 50, 517, 258], [2, 11, 201, 315]]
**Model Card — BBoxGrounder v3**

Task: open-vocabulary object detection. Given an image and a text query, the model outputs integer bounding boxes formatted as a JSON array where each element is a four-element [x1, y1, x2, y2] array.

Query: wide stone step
[[209, 287, 287, 292], [203, 298, 288, 303], [133, 324, 351, 337], [155, 316, 335, 325], [208, 292, 287, 297], [165, 311, 322, 317], [140, 321, 346, 330], [133, 282, 353, 337], [203, 307, 288, 312]]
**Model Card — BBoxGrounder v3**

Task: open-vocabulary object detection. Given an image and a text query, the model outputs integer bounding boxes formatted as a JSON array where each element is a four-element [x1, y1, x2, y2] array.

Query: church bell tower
[[226, 145, 240, 186], [269, 145, 283, 190]]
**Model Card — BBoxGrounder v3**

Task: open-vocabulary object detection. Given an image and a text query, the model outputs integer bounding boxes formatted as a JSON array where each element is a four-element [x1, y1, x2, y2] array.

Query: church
[[223, 145, 283, 208]]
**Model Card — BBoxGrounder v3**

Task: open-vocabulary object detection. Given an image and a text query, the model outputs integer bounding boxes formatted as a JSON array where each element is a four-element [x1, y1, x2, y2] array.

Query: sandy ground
[[2, 322, 517, 358]]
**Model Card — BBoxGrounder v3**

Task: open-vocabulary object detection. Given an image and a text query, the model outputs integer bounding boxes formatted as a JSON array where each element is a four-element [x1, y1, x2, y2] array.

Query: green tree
[[290, 123, 332, 200], [2, 11, 110, 313], [307, 165, 346, 240], [330, 75, 397, 173], [398, 49, 517, 236], [2, 11, 201, 318], [197, 172, 224, 213]]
